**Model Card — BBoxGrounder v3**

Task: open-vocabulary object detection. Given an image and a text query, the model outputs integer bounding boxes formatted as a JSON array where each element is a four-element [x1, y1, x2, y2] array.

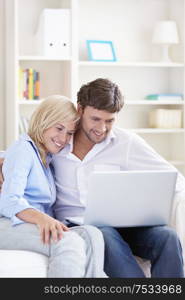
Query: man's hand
[[0, 158, 4, 192]]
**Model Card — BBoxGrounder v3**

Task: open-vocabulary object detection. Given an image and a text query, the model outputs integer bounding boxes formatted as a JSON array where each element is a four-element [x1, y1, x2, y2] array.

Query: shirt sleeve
[[127, 133, 185, 196], [0, 141, 37, 225]]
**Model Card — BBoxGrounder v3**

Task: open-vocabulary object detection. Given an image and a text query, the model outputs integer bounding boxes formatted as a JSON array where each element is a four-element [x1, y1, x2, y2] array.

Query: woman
[[0, 95, 86, 277]]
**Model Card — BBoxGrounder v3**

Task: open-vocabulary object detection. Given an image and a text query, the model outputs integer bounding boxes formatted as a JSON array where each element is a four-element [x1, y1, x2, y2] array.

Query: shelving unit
[[76, 0, 185, 174], [125, 100, 184, 105], [79, 61, 185, 67], [19, 56, 72, 61], [5, 0, 185, 174], [5, 0, 75, 145]]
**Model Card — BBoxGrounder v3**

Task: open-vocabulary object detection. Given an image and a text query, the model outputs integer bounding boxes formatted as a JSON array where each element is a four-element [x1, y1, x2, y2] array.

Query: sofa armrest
[[170, 192, 185, 262]]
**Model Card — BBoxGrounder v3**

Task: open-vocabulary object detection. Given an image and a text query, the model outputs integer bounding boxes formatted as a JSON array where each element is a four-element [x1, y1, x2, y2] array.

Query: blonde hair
[[28, 95, 79, 165]]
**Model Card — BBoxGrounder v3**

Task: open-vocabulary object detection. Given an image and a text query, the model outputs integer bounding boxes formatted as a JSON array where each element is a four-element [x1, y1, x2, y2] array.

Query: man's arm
[[127, 132, 185, 194], [127, 132, 185, 257], [0, 157, 4, 192]]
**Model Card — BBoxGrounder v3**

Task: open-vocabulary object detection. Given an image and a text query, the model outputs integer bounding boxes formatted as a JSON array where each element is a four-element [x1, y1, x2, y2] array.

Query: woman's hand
[[36, 213, 69, 244], [16, 208, 69, 244]]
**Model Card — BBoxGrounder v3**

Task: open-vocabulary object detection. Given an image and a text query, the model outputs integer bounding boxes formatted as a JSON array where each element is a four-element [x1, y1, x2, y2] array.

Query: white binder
[[35, 9, 71, 58]]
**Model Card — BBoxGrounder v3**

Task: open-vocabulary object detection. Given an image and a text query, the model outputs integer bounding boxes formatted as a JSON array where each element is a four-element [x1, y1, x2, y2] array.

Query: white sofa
[[0, 250, 48, 277], [0, 223, 108, 278], [1, 197, 185, 277], [0, 203, 184, 277], [0, 150, 150, 278], [0, 249, 151, 278], [0, 150, 184, 277]]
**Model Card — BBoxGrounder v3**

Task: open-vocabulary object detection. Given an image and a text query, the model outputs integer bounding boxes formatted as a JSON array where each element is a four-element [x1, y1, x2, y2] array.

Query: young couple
[[0, 78, 184, 278]]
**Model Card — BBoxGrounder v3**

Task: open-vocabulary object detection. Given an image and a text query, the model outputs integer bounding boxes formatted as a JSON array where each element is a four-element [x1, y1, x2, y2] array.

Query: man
[[0, 78, 184, 277], [51, 78, 184, 277]]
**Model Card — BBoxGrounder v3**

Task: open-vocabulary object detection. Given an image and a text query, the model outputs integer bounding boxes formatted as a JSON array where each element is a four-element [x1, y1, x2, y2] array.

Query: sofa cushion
[[0, 249, 152, 278], [0, 250, 48, 277]]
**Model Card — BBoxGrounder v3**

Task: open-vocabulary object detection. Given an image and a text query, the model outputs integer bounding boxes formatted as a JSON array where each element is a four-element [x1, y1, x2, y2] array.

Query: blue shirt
[[0, 134, 56, 226]]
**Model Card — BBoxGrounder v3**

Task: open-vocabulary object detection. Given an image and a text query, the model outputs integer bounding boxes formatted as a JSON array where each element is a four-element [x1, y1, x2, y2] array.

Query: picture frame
[[86, 40, 117, 62]]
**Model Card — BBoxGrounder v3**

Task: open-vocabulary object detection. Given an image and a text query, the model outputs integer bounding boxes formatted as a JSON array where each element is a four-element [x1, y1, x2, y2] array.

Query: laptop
[[84, 170, 177, 227]]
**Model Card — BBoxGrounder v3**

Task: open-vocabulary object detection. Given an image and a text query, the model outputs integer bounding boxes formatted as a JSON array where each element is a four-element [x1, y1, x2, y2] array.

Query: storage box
[[35, 9, 71, 58], [149, 109, 182, 128]]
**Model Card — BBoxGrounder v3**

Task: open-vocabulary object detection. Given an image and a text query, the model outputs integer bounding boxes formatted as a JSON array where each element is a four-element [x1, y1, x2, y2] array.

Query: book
[[18, 68, 23, 99], [146, 93, 183, 101], [24, 69, 29, 99], [18, 68, 40, 100], [28, 68, 33, 99], [149, 109, 182, 129], [34, 71, 40, 100]]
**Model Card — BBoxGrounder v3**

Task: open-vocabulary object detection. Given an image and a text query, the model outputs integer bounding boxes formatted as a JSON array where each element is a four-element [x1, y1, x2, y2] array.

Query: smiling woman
[[0, 95, 94, 278], [42, 122, 76, 154], [28, 95, 79, 165]]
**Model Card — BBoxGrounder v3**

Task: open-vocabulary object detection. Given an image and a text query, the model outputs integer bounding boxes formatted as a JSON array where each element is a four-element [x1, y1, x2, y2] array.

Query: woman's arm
[[0, 143, 37, 222], [16, 208, 69, 244], [1, 143, 69, 243]]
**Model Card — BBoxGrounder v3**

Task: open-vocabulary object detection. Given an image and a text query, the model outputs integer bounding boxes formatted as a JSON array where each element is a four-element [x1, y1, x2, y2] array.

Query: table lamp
[[152, 20, 179, 62]]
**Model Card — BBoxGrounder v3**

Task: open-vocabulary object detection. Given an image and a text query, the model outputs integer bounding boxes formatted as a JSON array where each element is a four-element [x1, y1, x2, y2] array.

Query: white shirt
[[52, 127, 185, 225]]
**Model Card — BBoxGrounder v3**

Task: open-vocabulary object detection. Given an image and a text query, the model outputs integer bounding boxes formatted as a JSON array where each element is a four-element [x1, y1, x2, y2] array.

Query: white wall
[[0, 0, 5, 149]]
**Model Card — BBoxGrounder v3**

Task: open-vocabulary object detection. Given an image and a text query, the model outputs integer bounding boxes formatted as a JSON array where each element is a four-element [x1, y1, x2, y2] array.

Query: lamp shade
[[152, 20, 179, 44]]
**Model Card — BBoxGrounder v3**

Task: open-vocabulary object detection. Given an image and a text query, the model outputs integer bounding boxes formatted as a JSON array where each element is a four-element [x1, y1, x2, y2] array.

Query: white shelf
[[79, 61, 184, 67], [19, 56, 72, 61], [125, 100, 184, 105], [129, 128, 185, 134], [5, 0, 185, 174]]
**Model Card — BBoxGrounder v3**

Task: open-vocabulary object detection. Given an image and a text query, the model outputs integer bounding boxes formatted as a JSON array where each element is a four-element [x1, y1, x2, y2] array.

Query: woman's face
[[42, 121, 76, 154]]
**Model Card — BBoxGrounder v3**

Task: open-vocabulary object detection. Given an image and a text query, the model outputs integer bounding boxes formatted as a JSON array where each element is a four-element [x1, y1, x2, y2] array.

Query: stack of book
[[145, 93, 183, 101], [19, 68, 40, 100], [149, 109, 182, 129]]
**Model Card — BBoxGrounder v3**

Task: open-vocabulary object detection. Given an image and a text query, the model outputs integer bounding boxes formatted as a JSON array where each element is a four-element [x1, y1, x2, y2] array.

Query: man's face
[[78, 106, 116, 144]]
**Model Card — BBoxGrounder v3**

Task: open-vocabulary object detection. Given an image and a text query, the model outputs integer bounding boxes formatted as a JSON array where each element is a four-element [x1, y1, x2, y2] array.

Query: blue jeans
[[98, 225, 184, 278]]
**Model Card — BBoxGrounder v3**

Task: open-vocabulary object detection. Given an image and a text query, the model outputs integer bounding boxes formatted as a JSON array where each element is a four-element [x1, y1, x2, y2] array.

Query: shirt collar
[[20, 133, 53, 165], [20, 133, 37, 149], [106, 129, 116, 143]]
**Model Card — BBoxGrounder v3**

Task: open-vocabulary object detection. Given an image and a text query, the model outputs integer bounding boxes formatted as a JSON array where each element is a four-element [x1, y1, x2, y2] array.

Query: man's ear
[[77, 104, 83, 115]]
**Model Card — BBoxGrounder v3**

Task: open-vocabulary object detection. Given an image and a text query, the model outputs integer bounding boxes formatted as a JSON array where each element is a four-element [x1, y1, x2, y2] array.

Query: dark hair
[[77, 78, 124, 113]]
